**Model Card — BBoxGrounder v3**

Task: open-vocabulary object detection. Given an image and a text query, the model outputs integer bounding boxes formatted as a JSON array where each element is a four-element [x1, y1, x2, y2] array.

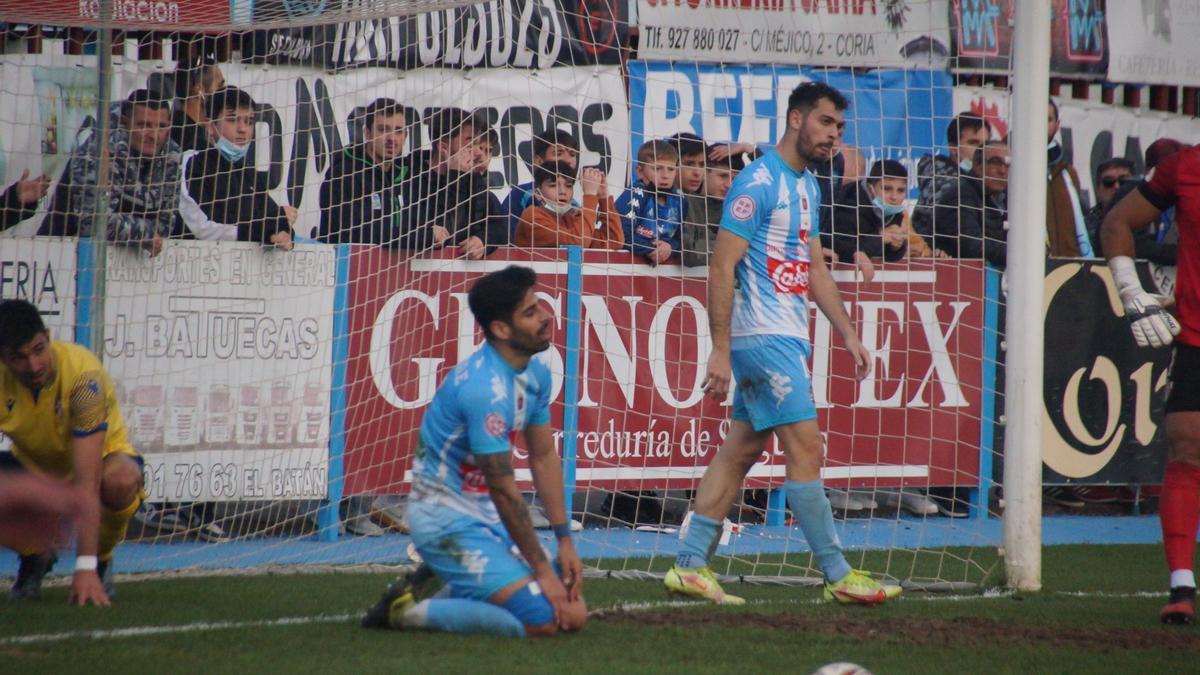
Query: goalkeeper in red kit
[[1101, 143, 1197, 624]]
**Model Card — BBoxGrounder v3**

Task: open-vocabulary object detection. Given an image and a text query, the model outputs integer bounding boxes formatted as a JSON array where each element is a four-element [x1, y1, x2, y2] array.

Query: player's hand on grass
[[557, 538, 584, 601], [844, 335, 872, 382], [69, 570, 110, 607], [702, 349, 732, 402]]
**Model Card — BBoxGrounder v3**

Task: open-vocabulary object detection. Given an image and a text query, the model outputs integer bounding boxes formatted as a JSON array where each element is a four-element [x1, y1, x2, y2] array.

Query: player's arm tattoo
[[475, 452, 549, 569]]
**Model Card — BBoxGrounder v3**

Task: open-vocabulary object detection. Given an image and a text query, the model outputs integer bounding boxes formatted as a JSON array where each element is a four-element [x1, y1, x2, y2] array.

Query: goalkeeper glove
[[1109, 256, 1180, 348]]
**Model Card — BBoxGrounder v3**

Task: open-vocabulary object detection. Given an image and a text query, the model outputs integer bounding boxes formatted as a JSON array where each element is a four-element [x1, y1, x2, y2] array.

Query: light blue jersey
[[412, 342, 552, 524], [719, 148, 822, 344]]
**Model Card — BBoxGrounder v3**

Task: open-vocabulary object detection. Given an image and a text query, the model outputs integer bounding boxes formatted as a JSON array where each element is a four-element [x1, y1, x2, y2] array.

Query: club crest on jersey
[[485, 412, 507, 437], [767, 258, 810, 294], [730, 195, 756, 220]]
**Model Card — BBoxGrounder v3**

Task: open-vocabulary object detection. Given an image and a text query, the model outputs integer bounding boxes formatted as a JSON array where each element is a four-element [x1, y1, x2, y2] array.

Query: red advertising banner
[[343, 249, 986, 494], [0, 0, 233, 29]]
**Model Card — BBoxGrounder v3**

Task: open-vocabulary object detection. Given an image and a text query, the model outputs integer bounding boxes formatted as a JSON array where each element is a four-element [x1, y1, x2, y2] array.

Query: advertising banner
[[0, 0, 233, 29], [1107, 0, 1200, 87], [0, 58, 630, 241], [343, 250, 986, 494], [1042, 259, 1170, 484], [242, 0, 626, 70], [628, 62, 952, 181], [101, 241, 337, 501], [635, 0, 951, 69], [950, 0, 1108, 77]]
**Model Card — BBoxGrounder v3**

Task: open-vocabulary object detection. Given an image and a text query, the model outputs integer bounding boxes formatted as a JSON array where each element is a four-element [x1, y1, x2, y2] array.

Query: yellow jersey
[[0, 341, 136, 477]]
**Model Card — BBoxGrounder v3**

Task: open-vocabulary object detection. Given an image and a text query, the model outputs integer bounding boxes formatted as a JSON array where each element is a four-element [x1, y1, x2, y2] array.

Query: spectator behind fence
[[681, 143, 747, 267], [925, 140, 1009, 269], [831, 159, 913, 263], [178, 86, 294, 250], [670, 132, 707, 196], [0, 170, 50, 232], [172, 59, 224, 152], [39, 90, 181, 256], [916, 112, 990, 208], [317, 97, 410, 245], [515, 162, 622, 249], [403, 108, 504, 259], [1084, 157, 1136, 258], [618, 139, 684, 265], [1046, 100, 1094, 257], [467, 123, 510, 252], [502, 128, 580, 241]]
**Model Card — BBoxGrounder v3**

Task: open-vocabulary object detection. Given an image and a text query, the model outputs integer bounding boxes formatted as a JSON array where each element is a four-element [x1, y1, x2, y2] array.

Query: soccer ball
[[811, 663, 873, 675]]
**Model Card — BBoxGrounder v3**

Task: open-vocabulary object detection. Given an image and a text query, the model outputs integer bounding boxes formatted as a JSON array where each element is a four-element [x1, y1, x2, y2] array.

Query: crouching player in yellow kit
[[0, 299, 143, 606]]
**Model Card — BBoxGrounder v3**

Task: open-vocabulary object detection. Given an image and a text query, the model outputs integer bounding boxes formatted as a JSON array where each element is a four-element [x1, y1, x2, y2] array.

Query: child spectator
[[503, 128, 580, 240], [831, 159, 924, 262], [681, 143, 747, 267], [515, 162, 623, 249], [618, 139, 685, 265], [669, 132, 707, 195]]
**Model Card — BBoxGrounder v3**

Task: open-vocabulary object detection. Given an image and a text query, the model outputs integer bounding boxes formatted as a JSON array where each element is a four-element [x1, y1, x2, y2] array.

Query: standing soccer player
[[0, 299, 144, 605], [1101, 144, 1197, 624], [665, 83, 899, 606], [363, 266, 586, 637]]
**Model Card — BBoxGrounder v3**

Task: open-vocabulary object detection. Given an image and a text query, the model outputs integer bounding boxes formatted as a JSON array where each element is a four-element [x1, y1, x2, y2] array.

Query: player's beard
[[509, 322, 552, 356], [794, 119, 836, 166]]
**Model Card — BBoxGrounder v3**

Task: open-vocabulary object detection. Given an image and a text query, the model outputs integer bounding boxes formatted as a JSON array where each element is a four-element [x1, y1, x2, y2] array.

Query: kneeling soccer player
[[363, 266, 586, 637], [0, 299, 144, 606], [664, 82, 900, 606]]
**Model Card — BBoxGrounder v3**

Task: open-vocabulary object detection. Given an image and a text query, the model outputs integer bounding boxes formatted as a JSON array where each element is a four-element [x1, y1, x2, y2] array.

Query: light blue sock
[[403, 598, 526, 638], [675, 513, 722, 569], [784, 479, 852, 583]]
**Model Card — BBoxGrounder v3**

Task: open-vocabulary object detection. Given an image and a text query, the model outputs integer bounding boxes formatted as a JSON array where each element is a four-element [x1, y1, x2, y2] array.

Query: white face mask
[[216, 135, 250, 162], [959, 159, 973, 173], [536, 189, 575, 216]]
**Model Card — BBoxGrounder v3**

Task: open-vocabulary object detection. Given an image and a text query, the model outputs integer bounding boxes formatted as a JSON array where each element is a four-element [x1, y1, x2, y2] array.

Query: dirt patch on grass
[[600, 611, 1200, 652]]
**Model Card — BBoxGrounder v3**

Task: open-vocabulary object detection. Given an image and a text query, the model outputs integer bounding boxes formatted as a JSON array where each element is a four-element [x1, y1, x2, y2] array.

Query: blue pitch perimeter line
[[0, 516, 1176, 577]]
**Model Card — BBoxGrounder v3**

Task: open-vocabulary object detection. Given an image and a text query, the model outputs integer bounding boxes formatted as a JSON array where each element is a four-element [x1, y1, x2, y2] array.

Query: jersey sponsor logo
[[636, 225, 656, 239], [749, 165, 773, 187], [767, 258, 810, 294], [485, 412, 508, 437], [459, 460, 489, 494], [730, 195, 756, 220]]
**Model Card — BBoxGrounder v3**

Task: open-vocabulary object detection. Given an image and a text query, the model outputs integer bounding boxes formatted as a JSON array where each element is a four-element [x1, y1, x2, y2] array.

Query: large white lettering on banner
[[0, 56, 630, 239], [102, 241, 336, 501], [0, 237, 77, 451], [1107, 0, 1200, 87], [635, 0, 951, 68]]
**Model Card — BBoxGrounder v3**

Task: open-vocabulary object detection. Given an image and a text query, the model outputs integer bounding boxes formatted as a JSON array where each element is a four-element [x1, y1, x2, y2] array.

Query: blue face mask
[[216, 136, 250, 162], [959, 159, 973, 173], [871, 196, 906, 218]]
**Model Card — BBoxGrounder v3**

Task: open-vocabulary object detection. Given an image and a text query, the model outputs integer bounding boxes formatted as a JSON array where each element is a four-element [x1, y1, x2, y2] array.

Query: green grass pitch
[[3, 545, 1199, 674]]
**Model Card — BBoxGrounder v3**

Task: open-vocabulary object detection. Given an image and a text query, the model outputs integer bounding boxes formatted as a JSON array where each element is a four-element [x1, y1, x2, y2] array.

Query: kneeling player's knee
[[100, 457, 142, 508], [502, 580, 556, 634]]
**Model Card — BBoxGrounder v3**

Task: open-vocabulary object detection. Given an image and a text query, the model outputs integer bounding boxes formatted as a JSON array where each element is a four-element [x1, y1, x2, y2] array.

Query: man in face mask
[[1045, 99, 1093, 258], [177, 86, 294, 249], [916, 113, 990, 209]]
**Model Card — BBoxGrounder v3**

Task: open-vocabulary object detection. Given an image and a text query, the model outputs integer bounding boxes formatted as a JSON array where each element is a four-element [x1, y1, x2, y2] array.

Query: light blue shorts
[[730, 335, 817, 431], [407, 500, 536, 601]]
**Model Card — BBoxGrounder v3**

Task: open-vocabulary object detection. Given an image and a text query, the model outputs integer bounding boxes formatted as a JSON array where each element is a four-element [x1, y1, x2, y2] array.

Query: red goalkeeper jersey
[[1139, 145, 1200, 348]]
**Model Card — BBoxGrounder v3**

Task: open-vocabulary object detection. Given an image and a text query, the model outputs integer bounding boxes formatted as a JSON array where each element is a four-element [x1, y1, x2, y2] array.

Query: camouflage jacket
[[39, 123, 181, 246]]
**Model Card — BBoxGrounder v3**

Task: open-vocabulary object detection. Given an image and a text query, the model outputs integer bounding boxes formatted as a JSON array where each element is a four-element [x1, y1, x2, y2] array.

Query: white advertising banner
[[0, 55, 630, 239], [953, 86, 1200, 208], [0, 237, 77, 451], [635, 0, 951, 68], [103, 241, 336, 501], [1107, 0, 1200, 87]]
